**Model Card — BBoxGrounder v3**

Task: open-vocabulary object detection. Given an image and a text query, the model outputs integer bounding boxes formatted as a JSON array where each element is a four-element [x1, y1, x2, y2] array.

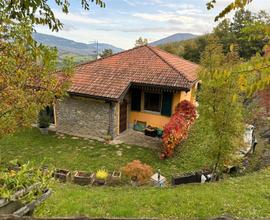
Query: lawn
[[36, 169, 270, 218], [0, 128, 210, 177], [0, 128, 269, 219]]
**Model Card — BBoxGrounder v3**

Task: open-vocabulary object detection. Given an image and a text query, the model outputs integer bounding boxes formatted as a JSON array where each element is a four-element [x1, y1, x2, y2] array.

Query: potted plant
[[73, 171, 94, 186], [94, 169, 108, 185], [53, 169, 71, 182], [121, 160, 153, 186], [38, 109, 50, 134], [0, 163, 52, 216]]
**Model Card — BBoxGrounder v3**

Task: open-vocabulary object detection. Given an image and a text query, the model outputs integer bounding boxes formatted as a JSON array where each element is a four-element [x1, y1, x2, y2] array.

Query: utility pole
[[88, 40, 99, 60], [96, 40, 99, 60]]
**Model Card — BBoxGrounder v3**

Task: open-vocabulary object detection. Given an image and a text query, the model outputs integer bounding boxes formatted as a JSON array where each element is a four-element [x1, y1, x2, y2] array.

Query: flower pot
[[73, 171, 94, 186], [53, 169, 70, 182], [94, 179, 106, 186], [130, 176, 139, 186], [39, 127, 49, 134]]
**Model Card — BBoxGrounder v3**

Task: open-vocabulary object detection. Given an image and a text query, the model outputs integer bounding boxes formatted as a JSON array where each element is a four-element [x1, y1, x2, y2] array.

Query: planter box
[[112, 171, 121, 181], [73, 171, 94, 186], [0, 200, 23, 215], [0, 185, 51, 216], [53, 169, 71, 182], [171, 171, 213, 186], [144, 127, 157, 137], [171, 172, 201, 185]]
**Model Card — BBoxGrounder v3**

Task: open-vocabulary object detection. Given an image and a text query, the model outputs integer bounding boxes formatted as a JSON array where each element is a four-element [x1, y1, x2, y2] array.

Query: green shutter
[[161, 92, 173, 116], [131, 88, 141, 111]]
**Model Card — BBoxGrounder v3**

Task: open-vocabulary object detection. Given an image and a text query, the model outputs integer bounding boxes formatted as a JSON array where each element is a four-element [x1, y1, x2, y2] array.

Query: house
[[54, 45, 199, 140]]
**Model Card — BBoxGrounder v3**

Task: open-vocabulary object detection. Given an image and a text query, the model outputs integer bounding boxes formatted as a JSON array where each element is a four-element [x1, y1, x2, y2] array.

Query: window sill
[[143, 110, 161, 115]]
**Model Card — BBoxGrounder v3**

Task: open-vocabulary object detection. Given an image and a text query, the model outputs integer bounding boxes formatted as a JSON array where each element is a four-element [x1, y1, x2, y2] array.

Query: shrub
[[175, 100, 197, 124], [38, 109, 50, 128], [161, 100, 196, 159], [96, 169, 108, 180], [0, 162, 52, 204], [121, 160, 153, 185]]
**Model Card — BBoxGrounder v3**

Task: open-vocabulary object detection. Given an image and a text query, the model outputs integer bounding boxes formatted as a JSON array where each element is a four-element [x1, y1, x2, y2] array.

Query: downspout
[[108, 102, 115, 139]]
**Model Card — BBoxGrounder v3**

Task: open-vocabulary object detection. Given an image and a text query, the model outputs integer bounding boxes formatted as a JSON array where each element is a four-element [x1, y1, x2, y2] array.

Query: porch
[[110, 129, 162, 149]]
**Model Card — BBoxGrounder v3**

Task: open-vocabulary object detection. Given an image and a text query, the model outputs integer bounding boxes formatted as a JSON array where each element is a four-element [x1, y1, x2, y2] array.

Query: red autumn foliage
[[175, 100, 197, 124], [161, 100, 196, 159]]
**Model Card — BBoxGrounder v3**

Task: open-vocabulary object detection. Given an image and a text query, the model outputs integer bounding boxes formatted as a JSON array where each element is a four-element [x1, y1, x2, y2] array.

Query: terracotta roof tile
[[68, 45, 199, 100]]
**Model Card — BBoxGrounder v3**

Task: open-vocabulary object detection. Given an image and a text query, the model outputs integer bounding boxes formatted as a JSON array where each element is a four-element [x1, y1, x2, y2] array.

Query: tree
[[213, 9, 270, 59], [0, 22, 73, 138], [198, 36, 244, 175], [135, 37, 148, 47], [100, 49, 113, 58], [0, 0, 105, 138]]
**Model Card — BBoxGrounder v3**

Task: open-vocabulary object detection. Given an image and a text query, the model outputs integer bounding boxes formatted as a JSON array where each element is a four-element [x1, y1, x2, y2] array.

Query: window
[[144, 92, 162, 112]]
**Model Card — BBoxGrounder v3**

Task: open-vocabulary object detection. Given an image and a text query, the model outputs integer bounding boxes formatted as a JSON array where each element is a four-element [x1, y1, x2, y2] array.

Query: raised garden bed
[[0, 184, 51, 217], [171, 171, 213, 186], [73, 171, 94, 186], [53, 169, 71, 182]]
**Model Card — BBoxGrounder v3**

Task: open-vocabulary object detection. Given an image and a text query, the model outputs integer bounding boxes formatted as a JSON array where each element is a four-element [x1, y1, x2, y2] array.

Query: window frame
[[143, 92, 163, 114]]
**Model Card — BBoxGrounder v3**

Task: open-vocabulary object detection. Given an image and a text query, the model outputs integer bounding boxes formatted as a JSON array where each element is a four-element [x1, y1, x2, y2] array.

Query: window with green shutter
[[161, 92, 173, 116]]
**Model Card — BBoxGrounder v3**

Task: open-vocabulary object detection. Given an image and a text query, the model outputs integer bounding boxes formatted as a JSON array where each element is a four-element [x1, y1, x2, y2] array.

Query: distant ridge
[[150, 33, 198, 46], [33, 32, 123, 56]]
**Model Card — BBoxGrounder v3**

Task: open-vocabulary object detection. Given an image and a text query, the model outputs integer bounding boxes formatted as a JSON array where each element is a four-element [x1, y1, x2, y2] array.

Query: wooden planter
[[73, 171, 94, 186], [171, 172, 201, 186], [53, 169, 71, 182], [112, 171, 121, 181], [0, 184, 51, 217]]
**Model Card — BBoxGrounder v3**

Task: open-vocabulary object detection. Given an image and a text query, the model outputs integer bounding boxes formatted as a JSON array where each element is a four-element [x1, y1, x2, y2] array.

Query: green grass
[[1, 128, 269, 219], [0, 128, 210, 177], [36, 169, 270, 218]]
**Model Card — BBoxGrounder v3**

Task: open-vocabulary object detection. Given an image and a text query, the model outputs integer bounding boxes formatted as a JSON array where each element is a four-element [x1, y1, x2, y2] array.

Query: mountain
[[150, 33, 198, 46], [33, 32, 123, 56]]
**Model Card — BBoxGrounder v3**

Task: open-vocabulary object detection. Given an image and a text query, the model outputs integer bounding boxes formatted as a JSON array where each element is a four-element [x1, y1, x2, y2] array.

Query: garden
[[0, 128, 270, 218]]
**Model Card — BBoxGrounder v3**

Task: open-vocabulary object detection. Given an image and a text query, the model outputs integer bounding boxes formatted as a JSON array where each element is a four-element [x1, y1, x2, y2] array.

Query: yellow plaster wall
[[129, 91, 183, 129], [128, 85, 197, 129]]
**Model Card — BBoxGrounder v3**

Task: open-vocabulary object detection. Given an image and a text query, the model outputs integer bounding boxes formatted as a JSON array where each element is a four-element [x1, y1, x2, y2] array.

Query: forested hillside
[[159, 10, 270, 63]]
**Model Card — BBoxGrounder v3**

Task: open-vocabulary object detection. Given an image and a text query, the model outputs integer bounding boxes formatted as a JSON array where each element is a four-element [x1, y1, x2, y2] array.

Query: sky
[[36, 0, 270, 49]]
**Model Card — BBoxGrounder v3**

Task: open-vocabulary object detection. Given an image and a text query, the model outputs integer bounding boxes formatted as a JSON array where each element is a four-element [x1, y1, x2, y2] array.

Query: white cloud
[[53, 11, 109, 25]]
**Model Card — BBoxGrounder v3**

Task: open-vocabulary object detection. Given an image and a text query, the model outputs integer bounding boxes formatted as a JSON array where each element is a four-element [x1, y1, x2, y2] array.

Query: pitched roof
[[68, 45, 199, 100]]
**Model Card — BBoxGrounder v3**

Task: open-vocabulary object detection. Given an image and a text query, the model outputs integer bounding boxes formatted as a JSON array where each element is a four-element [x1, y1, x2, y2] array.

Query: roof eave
[[68, 91, 118, 102]]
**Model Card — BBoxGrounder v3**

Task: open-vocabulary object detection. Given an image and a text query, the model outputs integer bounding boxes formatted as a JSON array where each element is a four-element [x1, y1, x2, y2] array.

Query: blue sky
[[36, 0, 270, 49]]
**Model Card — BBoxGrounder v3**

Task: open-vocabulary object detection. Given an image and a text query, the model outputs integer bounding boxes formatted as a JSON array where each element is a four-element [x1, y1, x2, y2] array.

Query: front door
[[119, 100, 127, 133]]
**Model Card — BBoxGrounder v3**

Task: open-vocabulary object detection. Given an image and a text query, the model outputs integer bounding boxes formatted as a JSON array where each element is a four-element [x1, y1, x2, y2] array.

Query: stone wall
[[55, 96, 114, 139]]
